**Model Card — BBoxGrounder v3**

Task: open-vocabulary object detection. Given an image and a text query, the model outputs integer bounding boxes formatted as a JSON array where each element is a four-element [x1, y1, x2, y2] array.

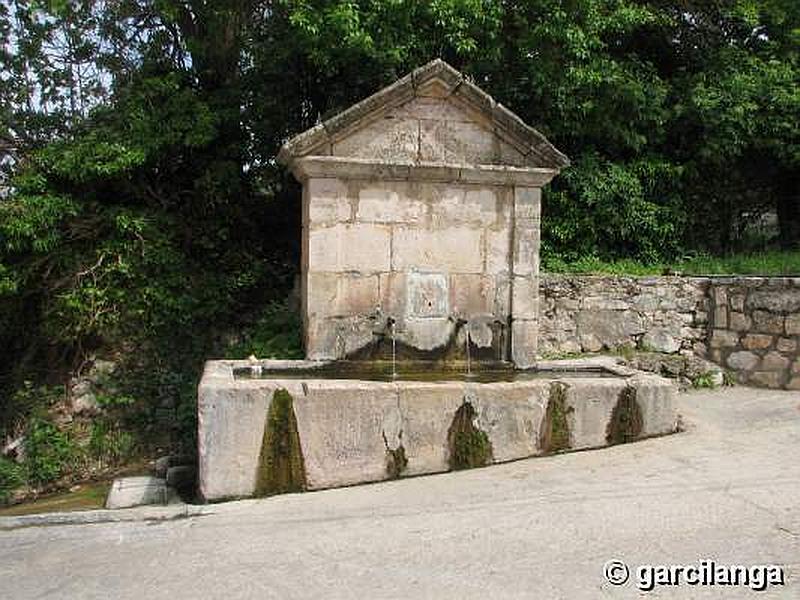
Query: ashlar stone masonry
[[278, 59, 569, 367]]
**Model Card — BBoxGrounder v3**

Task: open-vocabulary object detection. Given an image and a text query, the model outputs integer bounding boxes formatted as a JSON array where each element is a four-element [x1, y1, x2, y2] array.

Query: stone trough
[[198, 359, 676, 501]]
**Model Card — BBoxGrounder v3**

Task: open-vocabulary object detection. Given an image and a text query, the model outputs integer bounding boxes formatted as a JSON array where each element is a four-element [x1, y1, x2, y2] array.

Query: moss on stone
[[385, 444, 408, 479], [540, 383, 572, 453], [255, 389, 306, 496], [447, 401, 493, 470], [605, 386, 643, 445]]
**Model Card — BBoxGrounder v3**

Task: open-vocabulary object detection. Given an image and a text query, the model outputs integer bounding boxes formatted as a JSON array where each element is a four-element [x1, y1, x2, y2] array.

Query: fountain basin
[[198, 358, 677, 501]]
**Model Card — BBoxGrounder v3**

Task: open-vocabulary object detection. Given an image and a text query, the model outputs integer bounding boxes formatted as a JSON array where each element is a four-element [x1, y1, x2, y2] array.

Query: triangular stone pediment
[[278, 59, 569, 171]]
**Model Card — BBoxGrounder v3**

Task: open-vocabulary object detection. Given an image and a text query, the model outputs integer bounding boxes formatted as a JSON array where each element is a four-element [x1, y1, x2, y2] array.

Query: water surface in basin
[[233, 361, 622, 383]]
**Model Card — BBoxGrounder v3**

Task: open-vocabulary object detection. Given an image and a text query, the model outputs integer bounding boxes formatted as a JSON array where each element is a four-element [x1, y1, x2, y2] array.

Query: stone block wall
[[539, 275, 800, 390], [706, 278, 800, 389], [539, 275, 709, 356], [302, 177, 541, 363]]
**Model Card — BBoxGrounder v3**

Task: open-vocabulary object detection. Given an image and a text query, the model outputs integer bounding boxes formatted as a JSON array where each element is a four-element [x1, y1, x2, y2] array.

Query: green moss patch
[[605, 386, 644, 445], [255, 389, 306, 496], [447, 401, 493, 471], [540, 383, 573, 453], [385, 444, 408, 479]]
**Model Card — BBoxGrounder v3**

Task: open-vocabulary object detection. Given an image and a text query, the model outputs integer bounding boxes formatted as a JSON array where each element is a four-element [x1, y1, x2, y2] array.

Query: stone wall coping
[[541, 273, 800, 285], [288, 155, 559, 186], [277, 59, 569, 170]]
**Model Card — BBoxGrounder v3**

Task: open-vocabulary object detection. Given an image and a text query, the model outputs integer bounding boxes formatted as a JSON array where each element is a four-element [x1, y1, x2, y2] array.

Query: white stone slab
[[105, 476, 173, 509]]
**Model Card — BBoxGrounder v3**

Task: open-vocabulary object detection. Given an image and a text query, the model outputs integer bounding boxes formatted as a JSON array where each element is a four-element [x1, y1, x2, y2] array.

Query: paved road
[[2, 387, 799, 599]]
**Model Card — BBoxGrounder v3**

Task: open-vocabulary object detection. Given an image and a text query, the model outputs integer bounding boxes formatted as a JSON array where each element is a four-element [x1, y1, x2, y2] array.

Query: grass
[[0, 481, 110, 516], [543, 250, 800, 276]]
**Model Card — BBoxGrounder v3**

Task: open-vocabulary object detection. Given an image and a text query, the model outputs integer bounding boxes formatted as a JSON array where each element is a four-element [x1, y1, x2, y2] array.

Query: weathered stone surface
[[709, 329, 740, 348], [776, 337, 797, 353], [786, 314, 800, 335], [728, 311, 751, 331], [564, 380, 622, 449], [575, 310, 645, 348], [105, 476, 171, 509], [294, 383, 400, 489], [632, 375, 679, 436], [485, 227, 511, 274], [512, 231, 539, 277], [449, 274, 494, 315], [511, 276, 539, 319], [641, 328, 681, 354], [198, 360, 675, 499], [620, 352, 723, 388], [307, 273, 380, 318], [198, 373, 276, 500], [513, 187, 541, 221], [749, 371, 783, 388], [406, 271, 449, 317], [422, 120, 499, 164], [307, 178, 351, 225], [540, 275, 798, 389], [727, 351, 760, 371], [392, 227, 484, 273], [761, 351, 790, 371], [396, 384, 463, 476], [469, 385, 549, 462], [741, 334, 774, 350], [306, 315, 376, 360], [357, 185, 426, 224], [429, 186, 498, 226], [579, 333, 603, 353], [746, 288, 800, 313], [511, 319, 538, 368], [512, 187, 541, 279], [402, 317, 454, 351], [308, 224, 391, 272], [729, 294, 745, 312], [752, 310, 784, 334], [333, 117, 419, 161]]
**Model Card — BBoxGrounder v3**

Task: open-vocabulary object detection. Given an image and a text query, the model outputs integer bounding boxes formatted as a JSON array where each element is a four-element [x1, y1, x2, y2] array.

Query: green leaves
[[0, 191, 78, 254], [38, 138, 147, 184], [24, 417, 79, 486], [543, 153, 682, 263]]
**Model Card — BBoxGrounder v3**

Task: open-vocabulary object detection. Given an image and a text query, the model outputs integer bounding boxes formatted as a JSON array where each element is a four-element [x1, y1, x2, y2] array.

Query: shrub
[[88, 421, 135, 466], [228, 300, 303, 359], [23, 418, 79, 486], [2, 383, 64, 438], [0, 457, 24, 504]]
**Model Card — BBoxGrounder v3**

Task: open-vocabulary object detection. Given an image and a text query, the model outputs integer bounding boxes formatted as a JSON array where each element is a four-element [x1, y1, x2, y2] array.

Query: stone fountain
[[198, 60, 677, 501]]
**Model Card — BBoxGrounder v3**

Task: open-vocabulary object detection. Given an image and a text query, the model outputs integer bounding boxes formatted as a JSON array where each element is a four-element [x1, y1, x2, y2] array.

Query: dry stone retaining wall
[[539, 275, 800, 390]]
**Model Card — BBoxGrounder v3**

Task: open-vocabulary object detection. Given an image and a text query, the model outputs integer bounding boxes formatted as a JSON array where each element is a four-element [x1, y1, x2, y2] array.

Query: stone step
[[105, 476, 180, 510]]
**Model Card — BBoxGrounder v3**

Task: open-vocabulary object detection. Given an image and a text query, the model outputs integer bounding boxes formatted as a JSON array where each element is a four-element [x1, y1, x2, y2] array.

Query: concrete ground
[[1, 387, 798, 599]]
